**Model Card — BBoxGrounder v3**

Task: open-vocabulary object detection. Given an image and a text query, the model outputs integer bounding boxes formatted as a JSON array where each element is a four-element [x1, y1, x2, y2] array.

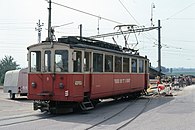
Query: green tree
[[0, 56, 20, 85]]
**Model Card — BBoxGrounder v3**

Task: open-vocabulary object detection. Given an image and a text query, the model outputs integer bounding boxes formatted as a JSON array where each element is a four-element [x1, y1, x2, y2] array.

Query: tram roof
[[27, 36, 148, 59], [59, 36, 147, 59]]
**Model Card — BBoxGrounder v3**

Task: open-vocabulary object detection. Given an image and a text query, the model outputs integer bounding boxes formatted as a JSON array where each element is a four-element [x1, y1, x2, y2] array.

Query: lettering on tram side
[[114, 78, 131, 84], [74, 81, 83, 86]]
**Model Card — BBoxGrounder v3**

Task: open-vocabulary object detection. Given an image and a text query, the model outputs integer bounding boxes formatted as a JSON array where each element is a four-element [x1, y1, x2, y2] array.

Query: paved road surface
[[0, 85, 195, 130]]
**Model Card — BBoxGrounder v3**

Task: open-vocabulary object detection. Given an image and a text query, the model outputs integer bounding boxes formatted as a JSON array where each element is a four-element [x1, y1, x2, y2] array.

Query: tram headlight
[[59, 82, 64, 89], [31, 82, 36, 88]]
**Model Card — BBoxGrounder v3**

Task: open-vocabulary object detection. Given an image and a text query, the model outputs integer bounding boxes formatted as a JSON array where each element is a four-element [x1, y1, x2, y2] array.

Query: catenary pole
[[158, 20, 162, 83], [47, 0, 52, 41]]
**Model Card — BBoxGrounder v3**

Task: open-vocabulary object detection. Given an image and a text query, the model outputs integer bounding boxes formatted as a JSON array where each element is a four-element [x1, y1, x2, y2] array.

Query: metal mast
[[79, 24, 82, 41], [158, 20, 162, 82], [35, 19, 44, 43], [47, 0, 52, 41]]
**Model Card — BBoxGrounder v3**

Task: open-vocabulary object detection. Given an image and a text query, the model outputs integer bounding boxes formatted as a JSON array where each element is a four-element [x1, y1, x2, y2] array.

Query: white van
[[3, 68, 28, 99]]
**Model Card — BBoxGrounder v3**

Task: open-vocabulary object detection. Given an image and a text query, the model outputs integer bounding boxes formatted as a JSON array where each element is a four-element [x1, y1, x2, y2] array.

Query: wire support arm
[[90, 26, 159, 39]]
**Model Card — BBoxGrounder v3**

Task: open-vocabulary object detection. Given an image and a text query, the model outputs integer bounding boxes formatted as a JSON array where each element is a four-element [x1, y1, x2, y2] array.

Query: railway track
[[85, 96, 153, 130], [0, 95, 154, 129], [0, 112, 56, 127], [116, 97, 151, 130]]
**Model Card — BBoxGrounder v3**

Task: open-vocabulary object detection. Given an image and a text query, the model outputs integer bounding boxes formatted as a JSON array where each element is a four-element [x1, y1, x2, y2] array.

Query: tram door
[[83, 52, 91, 92], [42, 50, 53, 93]]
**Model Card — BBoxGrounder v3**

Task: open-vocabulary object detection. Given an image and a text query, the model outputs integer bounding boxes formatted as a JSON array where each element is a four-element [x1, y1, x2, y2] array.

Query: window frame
[[123, 57, 130, 73], [105, 54, 113, 72], [139, 59, 144, 73], [93, 53, 103, 72], [115, 56, 122, 72], [55, 50, 69, 72], [131, 58, 138, 73], [30, 51, 41, 72]]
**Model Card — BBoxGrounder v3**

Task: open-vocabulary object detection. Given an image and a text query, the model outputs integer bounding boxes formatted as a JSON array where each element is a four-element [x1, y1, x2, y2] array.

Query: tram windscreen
[[30, 51, 41, 72], [55, 50, 68, 72]]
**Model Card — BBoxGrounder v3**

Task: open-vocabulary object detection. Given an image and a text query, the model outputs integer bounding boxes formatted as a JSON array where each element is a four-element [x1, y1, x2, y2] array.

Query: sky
[[0, 0, 195, 68]]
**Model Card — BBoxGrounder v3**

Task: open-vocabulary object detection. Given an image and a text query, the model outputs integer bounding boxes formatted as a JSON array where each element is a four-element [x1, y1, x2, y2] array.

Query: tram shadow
[[50, 95, 174, 127]]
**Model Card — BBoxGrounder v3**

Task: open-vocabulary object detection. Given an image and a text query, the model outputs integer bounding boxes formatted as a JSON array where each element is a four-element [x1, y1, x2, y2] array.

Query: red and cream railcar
[[27, 36, 149, 113]]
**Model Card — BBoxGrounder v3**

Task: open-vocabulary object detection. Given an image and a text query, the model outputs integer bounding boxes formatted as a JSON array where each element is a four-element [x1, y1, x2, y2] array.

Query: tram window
[[131, 58, 137, 73], [73, 51, 82, 72], [139, 59, 144, 73], [105, 55, 113, 72], [44, 50, 51, 72], [55, 50, 68, 72], [115, 56, 122, 72], [123, 57, 129, 72], [93, 53, 103, 72], [30, 51, 41, 72], [84, 52, 90, 72]]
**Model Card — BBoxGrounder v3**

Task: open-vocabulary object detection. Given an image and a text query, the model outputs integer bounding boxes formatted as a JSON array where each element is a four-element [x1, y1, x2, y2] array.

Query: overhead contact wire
[[51, 1, 123, 24]]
